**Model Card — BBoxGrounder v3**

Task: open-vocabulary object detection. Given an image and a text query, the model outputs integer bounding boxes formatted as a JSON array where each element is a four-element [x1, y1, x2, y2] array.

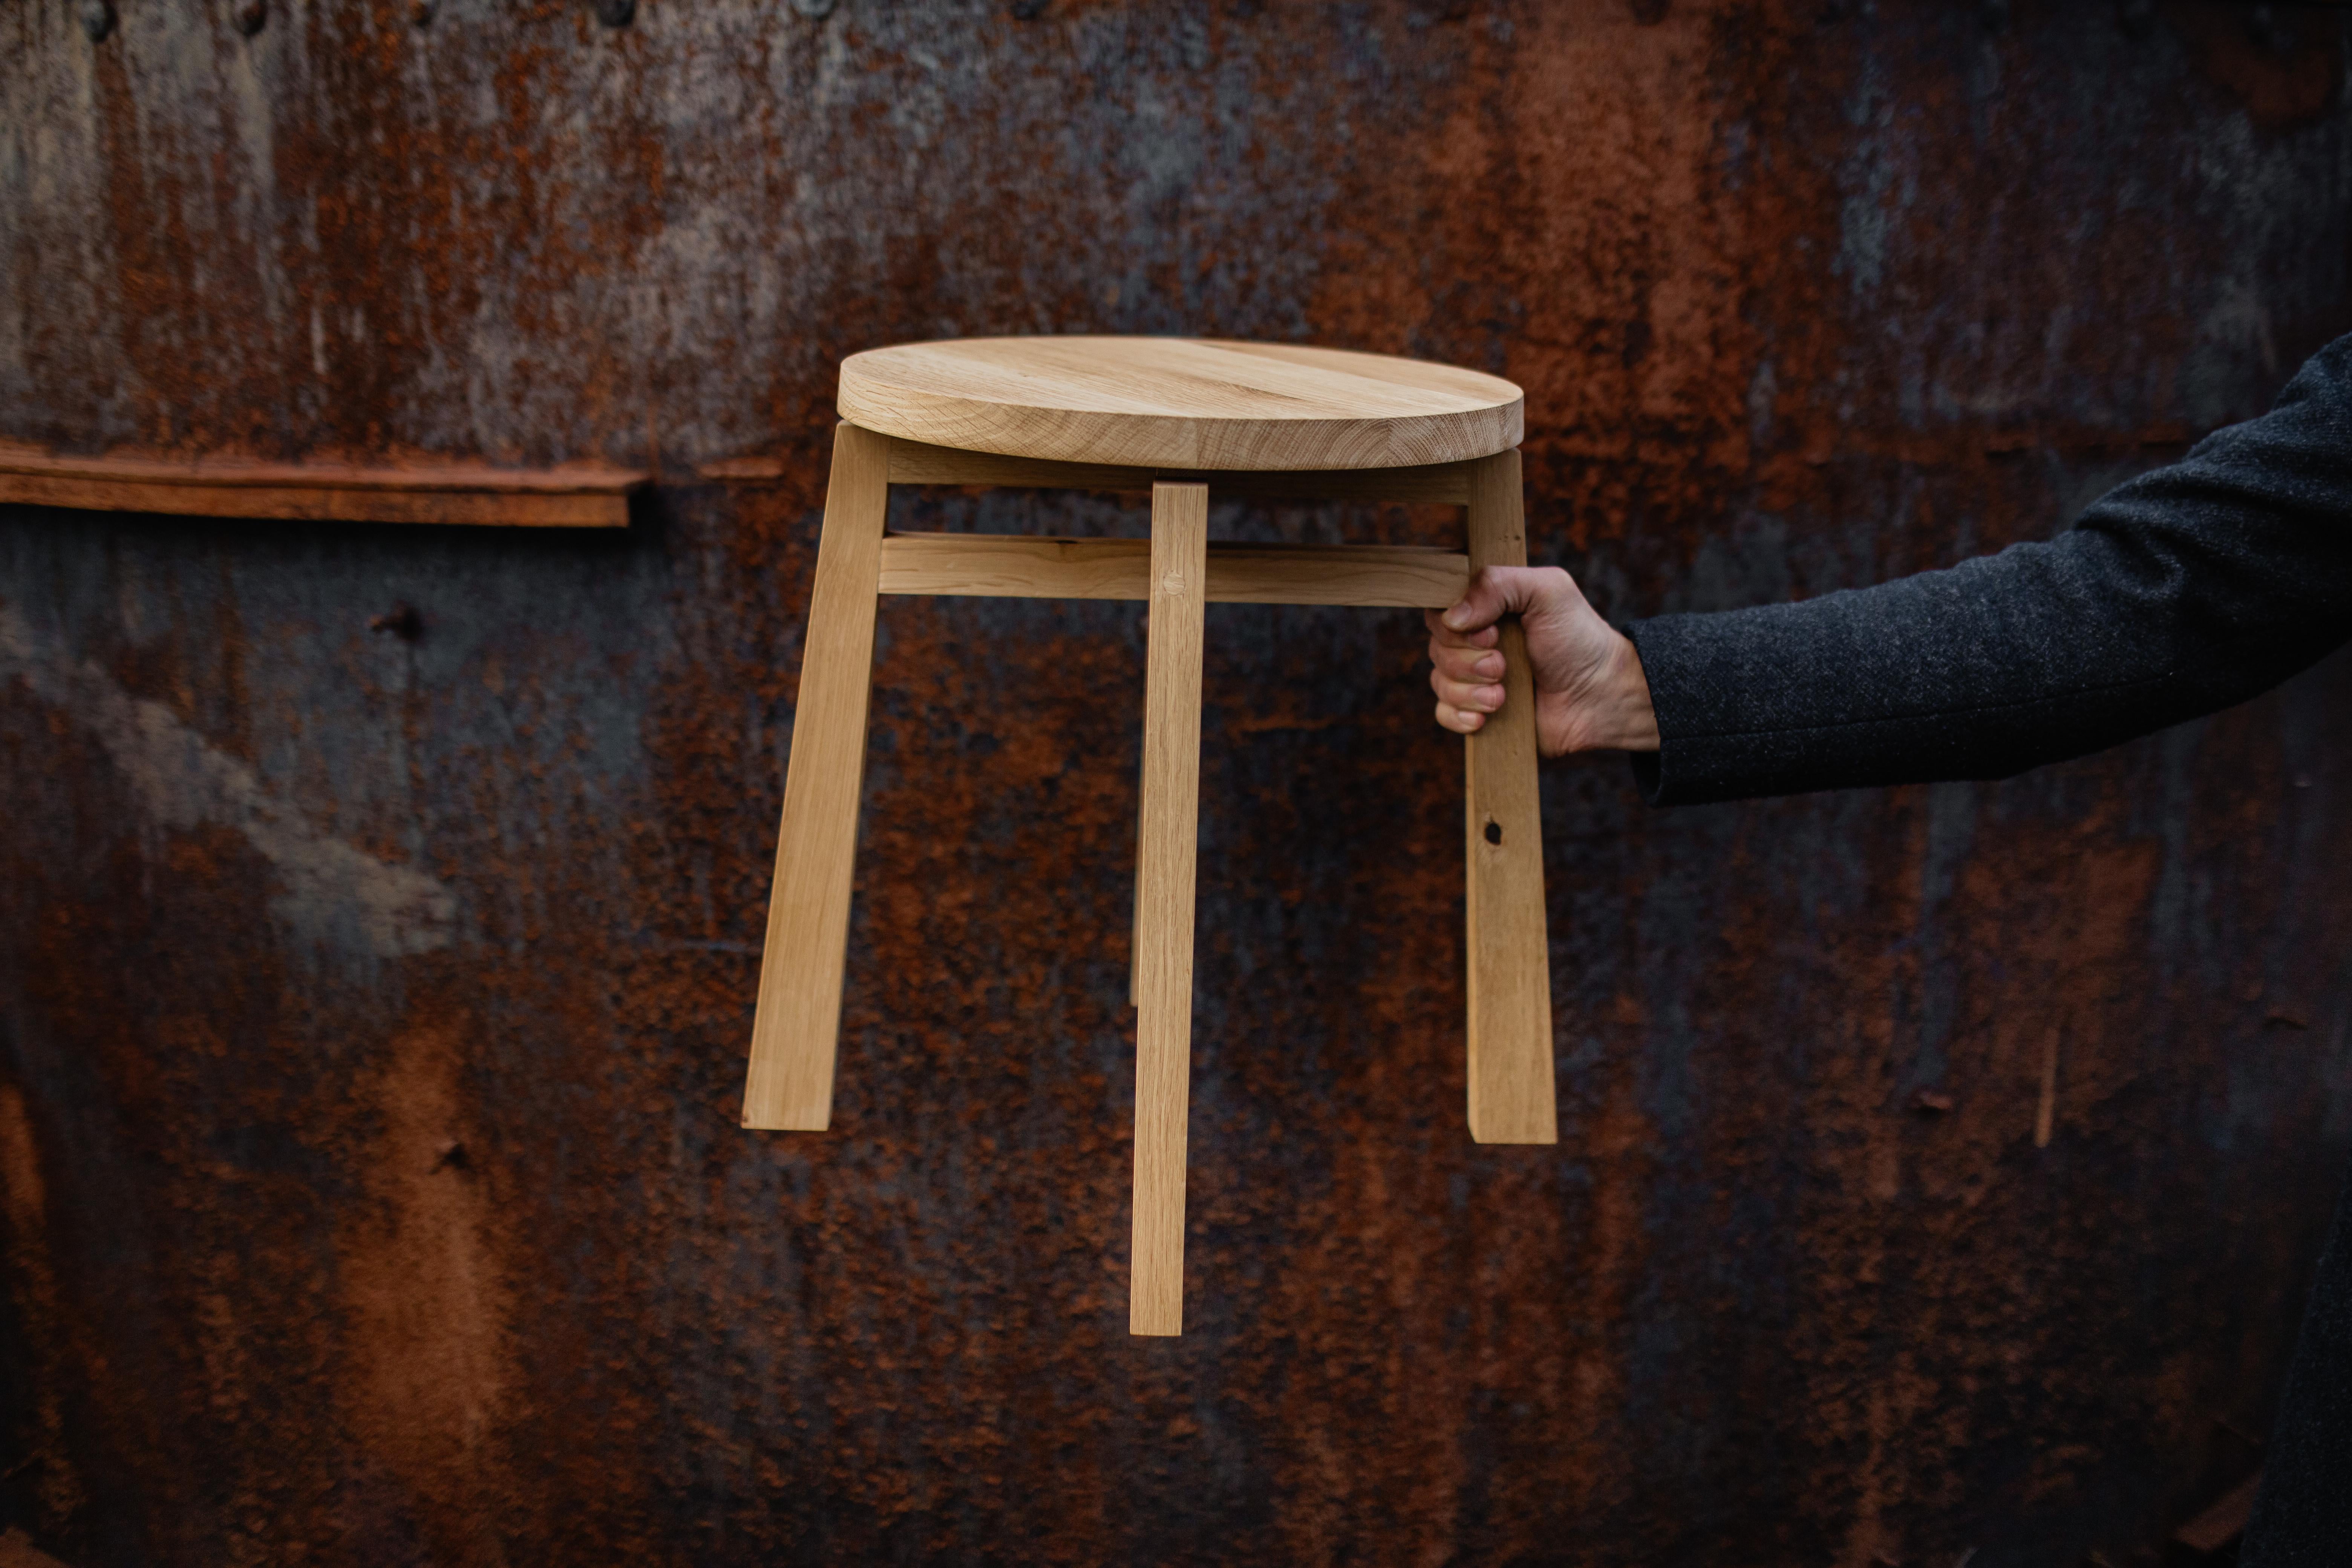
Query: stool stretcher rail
[[876, 533, 1470, 608]]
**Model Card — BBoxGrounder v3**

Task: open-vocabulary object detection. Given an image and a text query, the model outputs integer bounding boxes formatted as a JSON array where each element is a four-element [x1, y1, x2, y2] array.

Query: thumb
[[1440, 566, 1543, 634]]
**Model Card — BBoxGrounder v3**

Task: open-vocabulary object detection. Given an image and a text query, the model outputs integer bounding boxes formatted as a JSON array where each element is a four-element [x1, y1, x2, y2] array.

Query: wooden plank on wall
[[0, 441, 645, 527], [877, 533, 1469, 608]]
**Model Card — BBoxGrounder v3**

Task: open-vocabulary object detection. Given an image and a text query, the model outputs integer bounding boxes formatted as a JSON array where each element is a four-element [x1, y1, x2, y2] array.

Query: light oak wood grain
[[1462, 449, 1557, 1145], [883, 436, 1481, 504], [0, 441, 642, 527], [876, 533, 1469, 608], [743, 424, 893, 1132], [840, 338, 1522, 472], [1130, 481, 1208, 1337]]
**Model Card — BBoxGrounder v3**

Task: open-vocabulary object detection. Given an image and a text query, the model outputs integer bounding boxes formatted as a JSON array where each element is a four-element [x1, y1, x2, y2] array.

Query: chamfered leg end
[[740, 1089, 834, 1133], [1467, 1117, 1559, 1147]]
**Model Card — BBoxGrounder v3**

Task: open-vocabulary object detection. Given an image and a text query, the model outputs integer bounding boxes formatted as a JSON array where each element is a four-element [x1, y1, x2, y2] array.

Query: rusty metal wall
[[4, 2, 2352, 1563]]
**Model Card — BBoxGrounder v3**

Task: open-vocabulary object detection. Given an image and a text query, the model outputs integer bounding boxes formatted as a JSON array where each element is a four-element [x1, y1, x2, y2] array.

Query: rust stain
[[0, 1089, 83, 1535], [331, 1021, 511, 1567]]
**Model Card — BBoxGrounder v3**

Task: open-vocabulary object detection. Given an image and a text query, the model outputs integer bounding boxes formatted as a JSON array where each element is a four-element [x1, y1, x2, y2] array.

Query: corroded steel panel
[[3, 2, 2350, 1563]]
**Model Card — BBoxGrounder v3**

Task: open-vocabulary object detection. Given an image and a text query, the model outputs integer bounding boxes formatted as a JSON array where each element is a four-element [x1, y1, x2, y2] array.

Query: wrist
[[1589, 632, 1660, 752]]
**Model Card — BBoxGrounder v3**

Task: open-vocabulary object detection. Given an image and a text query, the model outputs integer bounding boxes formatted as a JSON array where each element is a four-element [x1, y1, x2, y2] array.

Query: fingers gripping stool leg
[[743, 423, 893, 1132], [1463, 449, 1557, 1145], [1129, 481, 1208, 1336]]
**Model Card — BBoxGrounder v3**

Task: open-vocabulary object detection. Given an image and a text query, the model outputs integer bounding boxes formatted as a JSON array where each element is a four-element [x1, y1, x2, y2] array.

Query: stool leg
[[1130, 480, 1208, 1336], [743, 422, 893, 1132], [1463, 449, 1557, 1144]]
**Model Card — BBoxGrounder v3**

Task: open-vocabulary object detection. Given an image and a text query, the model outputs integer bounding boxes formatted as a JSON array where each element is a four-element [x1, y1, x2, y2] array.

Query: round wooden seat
[[836, 336, 1523, 472]]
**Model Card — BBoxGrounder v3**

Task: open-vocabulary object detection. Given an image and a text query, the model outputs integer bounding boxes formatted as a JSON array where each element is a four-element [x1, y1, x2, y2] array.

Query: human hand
[[1424, 566, 1660, 758]]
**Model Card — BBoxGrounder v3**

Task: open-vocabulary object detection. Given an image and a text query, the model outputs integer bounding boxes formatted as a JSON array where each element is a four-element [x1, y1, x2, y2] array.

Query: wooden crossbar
[[877, 533, 1468, 608]]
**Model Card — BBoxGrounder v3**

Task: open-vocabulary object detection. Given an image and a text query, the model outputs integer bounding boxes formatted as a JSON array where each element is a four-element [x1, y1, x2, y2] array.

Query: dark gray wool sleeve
[[1620, 331, 2352, 807]]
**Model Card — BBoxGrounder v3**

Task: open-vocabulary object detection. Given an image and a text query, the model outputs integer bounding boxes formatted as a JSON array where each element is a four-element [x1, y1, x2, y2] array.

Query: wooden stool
[[743, 338, 1555, 1337]]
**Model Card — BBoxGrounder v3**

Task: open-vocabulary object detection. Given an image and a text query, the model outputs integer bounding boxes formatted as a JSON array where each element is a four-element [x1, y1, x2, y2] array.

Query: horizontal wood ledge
[[0, 442, 646, 527], [877, 533, 1470, 608]]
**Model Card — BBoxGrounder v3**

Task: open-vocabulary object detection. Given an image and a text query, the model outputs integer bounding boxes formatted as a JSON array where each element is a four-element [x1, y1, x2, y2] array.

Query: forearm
[[1622, 334, 2352, 806]]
